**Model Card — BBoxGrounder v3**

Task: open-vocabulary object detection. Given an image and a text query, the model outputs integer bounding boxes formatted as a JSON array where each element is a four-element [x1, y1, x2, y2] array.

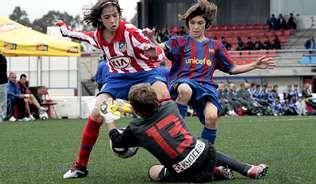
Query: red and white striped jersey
[[58, 20, 165, 73]]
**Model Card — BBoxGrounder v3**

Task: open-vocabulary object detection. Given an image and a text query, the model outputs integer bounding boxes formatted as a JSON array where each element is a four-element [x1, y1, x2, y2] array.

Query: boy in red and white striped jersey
[[57, 0, 171, 179]]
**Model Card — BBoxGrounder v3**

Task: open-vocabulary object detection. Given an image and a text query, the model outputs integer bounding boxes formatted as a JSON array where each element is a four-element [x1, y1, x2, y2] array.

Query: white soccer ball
[[112, 145, 138, 159], [39, 112, 48, 120]]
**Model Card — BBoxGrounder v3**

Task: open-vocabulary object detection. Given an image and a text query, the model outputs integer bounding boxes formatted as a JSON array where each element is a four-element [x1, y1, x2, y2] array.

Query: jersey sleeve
[[164, 36, 180, 54], [163, 36, 183, 62], [58, 23, 99, 48], [126, 24, 167, 62], [214, 40, 235, 74]]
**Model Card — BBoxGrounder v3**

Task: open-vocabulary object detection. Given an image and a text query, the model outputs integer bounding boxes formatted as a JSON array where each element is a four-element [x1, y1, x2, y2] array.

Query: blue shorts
[[169, 79, 222, 124], [98, 68, 167, 100]]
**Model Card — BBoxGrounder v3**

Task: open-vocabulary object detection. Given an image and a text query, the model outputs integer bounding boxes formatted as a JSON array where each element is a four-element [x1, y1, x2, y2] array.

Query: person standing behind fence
[[56, 0, 171, 179], [0, 54, 8, 122]]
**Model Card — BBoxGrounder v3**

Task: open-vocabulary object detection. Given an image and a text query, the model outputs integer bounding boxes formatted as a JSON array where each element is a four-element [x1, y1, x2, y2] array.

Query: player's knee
[[152, 82, 170, 99], [148, 165, 164, 182], [91, 102, 106, 123], [177, 84, 192, 101], [204, 111, 218, 126]]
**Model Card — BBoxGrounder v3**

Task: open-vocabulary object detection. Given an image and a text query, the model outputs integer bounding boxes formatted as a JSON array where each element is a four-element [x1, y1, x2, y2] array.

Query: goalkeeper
[[107, 83, 268, 182]]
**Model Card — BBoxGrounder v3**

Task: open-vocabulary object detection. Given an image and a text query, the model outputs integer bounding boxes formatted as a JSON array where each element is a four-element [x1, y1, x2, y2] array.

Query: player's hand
[[116, 99, 133, 114], [255, 55, 276, 69], [142, 28, 155, 40], [99, 100, 121, 123]]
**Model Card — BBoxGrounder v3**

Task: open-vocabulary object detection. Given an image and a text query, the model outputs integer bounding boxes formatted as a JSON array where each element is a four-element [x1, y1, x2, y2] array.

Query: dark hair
[[20, 74, 27, 79], [179, 0, 217, 29], [128, 83, 159, 118], [83, 0, 122, 28]]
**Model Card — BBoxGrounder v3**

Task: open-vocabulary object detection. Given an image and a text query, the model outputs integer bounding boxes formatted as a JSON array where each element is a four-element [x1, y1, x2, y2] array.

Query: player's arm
[[230, 55, 276, 74], [215, 40, 275, 74], [136, 28, 167, 60], [55, 21, 99, 48], [109, 126, 137, 148]]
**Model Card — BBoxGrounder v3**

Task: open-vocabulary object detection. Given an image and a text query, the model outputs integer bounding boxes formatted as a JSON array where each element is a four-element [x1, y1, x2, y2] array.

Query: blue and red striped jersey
[[164, 36, 235, 85]]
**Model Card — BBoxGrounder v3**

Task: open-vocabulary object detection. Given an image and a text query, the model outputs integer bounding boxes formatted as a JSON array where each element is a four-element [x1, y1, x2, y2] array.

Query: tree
[[32, 11, 82, 33], [9, 6, 31, 27]]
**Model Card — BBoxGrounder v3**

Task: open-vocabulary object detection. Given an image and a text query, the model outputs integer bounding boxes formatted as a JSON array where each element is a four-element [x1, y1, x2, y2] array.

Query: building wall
[[215, 0, 270, 25], [139, 0, 195, 28]]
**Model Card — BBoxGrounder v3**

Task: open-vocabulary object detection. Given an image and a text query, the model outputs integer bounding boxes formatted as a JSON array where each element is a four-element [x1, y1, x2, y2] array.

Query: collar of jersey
[[97, 20, 126, 46]]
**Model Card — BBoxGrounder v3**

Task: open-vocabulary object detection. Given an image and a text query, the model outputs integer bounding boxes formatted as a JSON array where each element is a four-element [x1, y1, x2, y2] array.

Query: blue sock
[[176, 103, 188, 119], [201, 127, 217, 144]]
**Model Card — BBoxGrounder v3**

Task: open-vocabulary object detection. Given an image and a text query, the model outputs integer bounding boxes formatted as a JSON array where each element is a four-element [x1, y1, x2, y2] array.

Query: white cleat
[[63, 168, 88, 179]]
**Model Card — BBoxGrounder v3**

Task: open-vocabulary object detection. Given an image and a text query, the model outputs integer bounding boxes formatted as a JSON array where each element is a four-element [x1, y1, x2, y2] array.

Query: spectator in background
[[248, 82, 257, 99], [178, 26, 186, 36], [302, 83, 316, 110], [253, 37, 263, 50], [302, 83, 313, 99], [286, 13, 297, 30], [93, 59, 109, 91], [292, 84, 300, 103], [277, 14, 287, 30], [245, 37, 254, 50], [262, 36, 272, 50], [0, 54, 8, 122], [304, 34, 316, 50], [162, 27, 170, 42], [295, 95, 306, 115], [283, 84, 295, 102], [6, 72, 28, 121], [236, 37, 244, 51], [221, 36, 231, 50], [272, 35, 281, 49], [17, 74, 47, 120], [267, 14, 278, 30]]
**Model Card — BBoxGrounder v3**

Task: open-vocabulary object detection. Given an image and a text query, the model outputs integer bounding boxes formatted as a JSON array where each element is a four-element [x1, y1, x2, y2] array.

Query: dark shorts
[[159, 141, 216, 183], [98, 68, 167, 100], [169, 79, 222, 124]]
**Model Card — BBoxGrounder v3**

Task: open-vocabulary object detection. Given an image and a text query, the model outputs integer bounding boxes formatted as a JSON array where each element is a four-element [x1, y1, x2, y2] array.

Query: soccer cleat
[[213, 166, 234, 180], [63, 166, 88, 179], [247, 164, 268, 179], [29, 115, 36, 121], [8, 116, 17, 122], [19, 117, 31, 122]]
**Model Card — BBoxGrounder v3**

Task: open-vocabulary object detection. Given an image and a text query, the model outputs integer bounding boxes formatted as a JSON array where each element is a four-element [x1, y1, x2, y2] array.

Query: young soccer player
[[108, 83, 268, 182], [144, 0, 276, 144], [56, 0, 170, 179]]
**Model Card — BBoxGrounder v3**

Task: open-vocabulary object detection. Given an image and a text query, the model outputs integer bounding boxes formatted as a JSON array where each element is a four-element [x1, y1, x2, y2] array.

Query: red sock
[[75, 116, 102, 167]]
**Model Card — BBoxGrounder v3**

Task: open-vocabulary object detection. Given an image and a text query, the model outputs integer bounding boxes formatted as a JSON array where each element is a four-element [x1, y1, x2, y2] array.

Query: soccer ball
[[111, 145, 138, 159], [39, 112, 49, 120]]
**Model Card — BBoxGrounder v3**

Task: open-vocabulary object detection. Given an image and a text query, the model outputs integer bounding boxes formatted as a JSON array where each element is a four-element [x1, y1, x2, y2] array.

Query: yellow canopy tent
[[0, 17, 80, 56]]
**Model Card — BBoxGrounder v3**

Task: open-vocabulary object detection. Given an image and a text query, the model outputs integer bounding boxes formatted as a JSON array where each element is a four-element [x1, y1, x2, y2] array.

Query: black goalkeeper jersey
[[110, 101, 211, 173]]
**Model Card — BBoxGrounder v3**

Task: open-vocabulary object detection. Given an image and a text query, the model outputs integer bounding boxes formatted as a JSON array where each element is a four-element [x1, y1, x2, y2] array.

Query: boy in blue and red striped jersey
[[145, 0, 276, 144]]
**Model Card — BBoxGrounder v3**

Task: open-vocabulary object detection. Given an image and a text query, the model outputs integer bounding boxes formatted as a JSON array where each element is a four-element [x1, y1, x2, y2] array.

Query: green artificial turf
[[0, 116, 315, 184]]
